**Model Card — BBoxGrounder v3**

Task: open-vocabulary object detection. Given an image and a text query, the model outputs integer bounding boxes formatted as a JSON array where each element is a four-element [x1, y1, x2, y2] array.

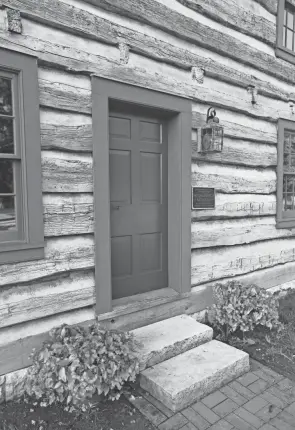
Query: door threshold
[[96, 288, 182, 322]]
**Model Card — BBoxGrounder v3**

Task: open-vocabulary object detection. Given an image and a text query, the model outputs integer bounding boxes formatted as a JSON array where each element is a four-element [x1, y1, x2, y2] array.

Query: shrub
[[210, 281, 282, 340], [24, 322, 140, 413]]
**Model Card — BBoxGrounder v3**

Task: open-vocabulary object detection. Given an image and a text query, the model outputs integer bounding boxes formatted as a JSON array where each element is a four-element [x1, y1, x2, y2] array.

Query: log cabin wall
[[1, 0, 295, 371]]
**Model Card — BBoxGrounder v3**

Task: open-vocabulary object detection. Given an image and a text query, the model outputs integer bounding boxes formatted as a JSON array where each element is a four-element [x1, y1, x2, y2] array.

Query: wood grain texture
[[84, 0, 295, 84], [2, 0, 288, 103], [191, 237, 295, 285], [175, 0, 276, 45], [192, 162, 276, 194], [41, 151, 93, 193], [254, 0, 277, 15], [0, 236, 94, 287], [192, 112, 277, 144], [43, 194, 94, 236], [192, 217, 295, 248], [191, 193, 276, 220], [192, 138, 277, 168], [0, 271, 95, 329]]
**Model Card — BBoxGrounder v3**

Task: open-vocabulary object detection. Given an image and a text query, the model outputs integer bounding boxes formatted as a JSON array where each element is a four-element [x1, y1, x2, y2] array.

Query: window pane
[[0, 77, 12, 116], [284, 133, 291, 152], [287, 11, 294, 29], [0, 117, 14, 154], [0, 196, 15, 231], [286, 28, 293, 50], [0, 160, 14, 193]]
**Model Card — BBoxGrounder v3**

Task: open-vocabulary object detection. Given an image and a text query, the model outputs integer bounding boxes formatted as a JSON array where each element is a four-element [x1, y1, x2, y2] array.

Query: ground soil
[[0, 389, 156, 430]]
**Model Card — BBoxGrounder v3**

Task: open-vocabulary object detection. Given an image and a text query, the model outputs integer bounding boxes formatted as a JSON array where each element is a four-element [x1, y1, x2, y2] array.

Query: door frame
[[91, 77, 192, 315]]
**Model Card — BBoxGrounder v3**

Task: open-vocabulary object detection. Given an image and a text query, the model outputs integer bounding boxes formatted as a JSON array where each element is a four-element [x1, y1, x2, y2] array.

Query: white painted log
[[191, 237, 295, 285], [0, 307, 95, 347], [0, 270, 95, 329], [192, 162, 276, 194], [192, 138, 277, 167], [192, 217, 295, 248], [40, 109, 92, 152], [192, 106, 277, 145], [175, 0, 276, 45], [0, 235, 95, 287], [43, 193, 94, 236], [41, 151, 93, 193], [191, 194, 276, 220]]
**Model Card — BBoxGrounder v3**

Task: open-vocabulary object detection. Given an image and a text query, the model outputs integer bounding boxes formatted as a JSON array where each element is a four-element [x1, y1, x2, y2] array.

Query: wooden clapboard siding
[[0, 235, 94, 287], [192, 217, 295, 248], [192, 194, 277, 220], [191, 237, 295, 285], [175, 0, 276, 45], [43, 194, 94, 237]]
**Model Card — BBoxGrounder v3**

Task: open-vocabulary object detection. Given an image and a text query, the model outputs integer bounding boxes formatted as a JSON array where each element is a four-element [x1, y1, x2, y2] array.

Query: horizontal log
[[43, 193, 94, 236], [191, 237, 295, 286], [192, 111, 277, 144], [85, 0, 295, 85], [0, 270, 95, 329], [253, 0, 277, 15], [191, 193, 276, 220], [0, 7, 291, 105], [0, 235, 94, 287], [41, 151, 93, 193], [175, 0, 276, 46], [40, 109, 92, 152], [192, 138, 277, 168], [191, 217, 295, 249], [192, 162, 276, 194]]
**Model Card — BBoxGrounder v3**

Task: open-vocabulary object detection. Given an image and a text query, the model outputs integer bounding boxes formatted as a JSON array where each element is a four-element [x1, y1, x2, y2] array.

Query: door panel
[[109, 109, 168, 299]]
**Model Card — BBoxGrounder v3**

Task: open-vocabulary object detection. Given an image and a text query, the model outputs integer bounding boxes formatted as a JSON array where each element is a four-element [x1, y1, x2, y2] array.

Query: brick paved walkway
[[126, 359, 295, 429]]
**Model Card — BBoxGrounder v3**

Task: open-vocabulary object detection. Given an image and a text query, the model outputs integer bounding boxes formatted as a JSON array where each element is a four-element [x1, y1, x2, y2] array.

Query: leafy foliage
[[24, 323, 140, 413], [210, 281, 283, 340]]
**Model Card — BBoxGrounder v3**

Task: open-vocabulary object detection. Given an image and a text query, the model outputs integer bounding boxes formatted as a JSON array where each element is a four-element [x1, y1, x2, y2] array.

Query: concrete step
[[131, 314, 213, 370], [140, 339, 250, 413]]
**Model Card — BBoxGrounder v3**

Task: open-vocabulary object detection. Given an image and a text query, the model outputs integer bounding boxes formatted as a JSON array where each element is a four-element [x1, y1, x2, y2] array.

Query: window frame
[[276, 0, 295, 64], [277, 119, 295, 228], [0, 48, 44, 264]]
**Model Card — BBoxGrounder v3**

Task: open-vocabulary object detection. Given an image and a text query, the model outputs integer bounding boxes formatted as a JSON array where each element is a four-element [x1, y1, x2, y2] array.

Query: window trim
[[277, 118, 295, 229], [276, 0, 295, 64], [0, 48, 44, 264]]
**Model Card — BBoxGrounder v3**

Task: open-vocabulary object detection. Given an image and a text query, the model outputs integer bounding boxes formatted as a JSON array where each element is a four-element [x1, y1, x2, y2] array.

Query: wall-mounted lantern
[[200, 107, 224, 153]]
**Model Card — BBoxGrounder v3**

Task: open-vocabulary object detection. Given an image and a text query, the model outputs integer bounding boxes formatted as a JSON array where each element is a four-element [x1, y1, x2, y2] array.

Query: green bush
[[24, 322, 140, 413], [210, 281, 282, 339]]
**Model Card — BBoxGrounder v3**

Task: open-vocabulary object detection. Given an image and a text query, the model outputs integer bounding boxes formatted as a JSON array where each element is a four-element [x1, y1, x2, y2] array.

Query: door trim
[[91, 77, 192, 315]]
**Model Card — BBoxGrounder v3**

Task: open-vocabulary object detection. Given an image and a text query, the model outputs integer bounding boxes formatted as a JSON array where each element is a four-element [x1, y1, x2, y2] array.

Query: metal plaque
[[192, 187, 215, 210]]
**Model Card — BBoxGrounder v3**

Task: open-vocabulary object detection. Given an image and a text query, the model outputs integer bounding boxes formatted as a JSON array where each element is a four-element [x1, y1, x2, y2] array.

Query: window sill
[[276, 218, 295, 229], [275, 45, 295, 65], [0, 242, 45, 264]]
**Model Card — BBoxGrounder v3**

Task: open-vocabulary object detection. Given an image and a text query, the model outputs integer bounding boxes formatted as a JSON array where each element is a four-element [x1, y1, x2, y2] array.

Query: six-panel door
[[109, 110, 168, 299]]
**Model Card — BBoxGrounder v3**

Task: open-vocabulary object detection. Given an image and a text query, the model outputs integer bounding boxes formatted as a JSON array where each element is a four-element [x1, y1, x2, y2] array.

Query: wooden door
[[109, 109, 168, 299]]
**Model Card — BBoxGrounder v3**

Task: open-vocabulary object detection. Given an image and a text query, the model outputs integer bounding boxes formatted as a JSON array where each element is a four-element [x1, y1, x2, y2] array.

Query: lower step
[[140, 339, 250, 413]]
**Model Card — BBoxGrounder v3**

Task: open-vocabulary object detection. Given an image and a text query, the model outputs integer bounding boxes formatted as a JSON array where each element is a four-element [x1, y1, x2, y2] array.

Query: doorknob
[[112, 205, 121, 210]]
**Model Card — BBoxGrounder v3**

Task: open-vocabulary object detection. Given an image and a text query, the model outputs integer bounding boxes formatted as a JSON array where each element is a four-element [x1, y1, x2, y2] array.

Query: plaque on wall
[[192, 187, 215, 210]]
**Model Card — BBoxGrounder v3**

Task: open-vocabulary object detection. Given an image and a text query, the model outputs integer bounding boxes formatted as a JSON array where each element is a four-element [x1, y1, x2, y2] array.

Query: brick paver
[[127, 360, 295, 430]]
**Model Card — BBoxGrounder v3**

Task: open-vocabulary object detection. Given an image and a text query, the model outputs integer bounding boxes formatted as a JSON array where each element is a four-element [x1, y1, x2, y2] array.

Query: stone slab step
[[140, 339, 250, 413], [132, 315, 213, 370]]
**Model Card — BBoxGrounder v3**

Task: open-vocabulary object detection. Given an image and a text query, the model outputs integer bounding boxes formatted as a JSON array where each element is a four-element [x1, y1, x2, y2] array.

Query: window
[[277, 119, 295, 228], [0, 48, 44, 263], [276, 0, 295, 63]]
